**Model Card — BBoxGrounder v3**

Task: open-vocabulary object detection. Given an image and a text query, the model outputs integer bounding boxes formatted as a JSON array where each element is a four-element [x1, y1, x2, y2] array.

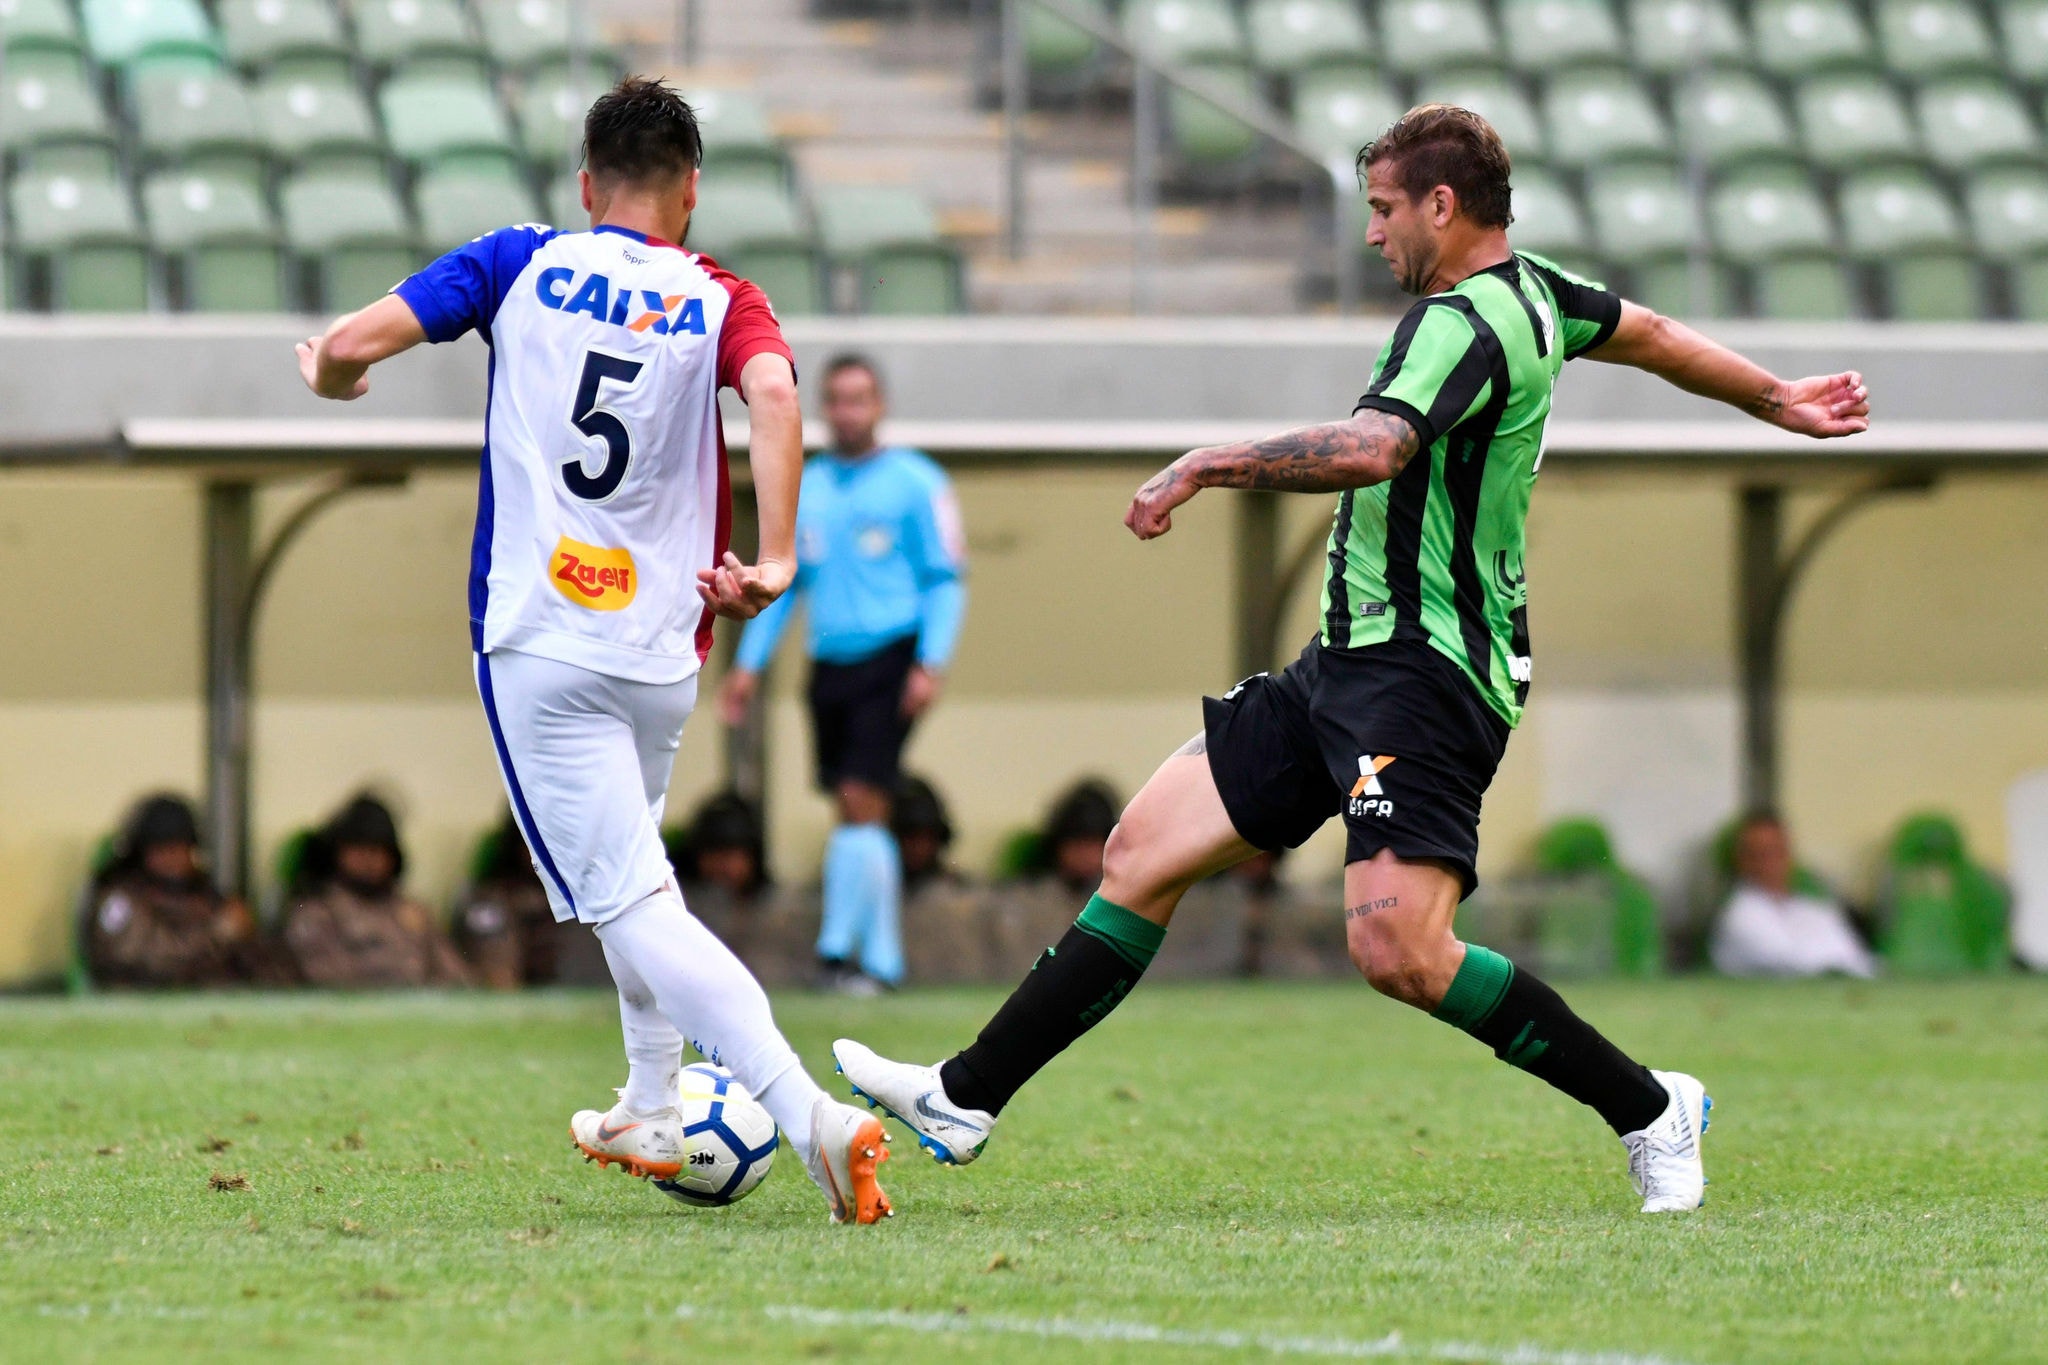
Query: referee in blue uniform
[[720, 354, 968, 990]]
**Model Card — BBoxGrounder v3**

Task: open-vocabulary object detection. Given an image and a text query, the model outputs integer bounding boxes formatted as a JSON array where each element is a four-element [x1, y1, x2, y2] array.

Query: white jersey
[[395, 224, 792, 683]]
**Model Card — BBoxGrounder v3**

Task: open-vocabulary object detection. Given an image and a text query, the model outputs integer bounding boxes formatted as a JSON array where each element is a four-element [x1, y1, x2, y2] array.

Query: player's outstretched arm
[[699, 352, 802, 619], [296, 295, 427, 402], [1586, 301, 1871, 438], [1124, 410, 1420, 540]]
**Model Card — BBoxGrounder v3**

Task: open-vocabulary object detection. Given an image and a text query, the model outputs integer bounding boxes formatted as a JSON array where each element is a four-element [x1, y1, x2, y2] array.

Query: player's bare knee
[[1347, 914, 1441, 1006]]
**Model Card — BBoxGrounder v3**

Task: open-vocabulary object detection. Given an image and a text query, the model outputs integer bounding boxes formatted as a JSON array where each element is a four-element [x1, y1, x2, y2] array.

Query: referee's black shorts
[[807, 635, 920, 793], [1201, 636, 1511, 898]]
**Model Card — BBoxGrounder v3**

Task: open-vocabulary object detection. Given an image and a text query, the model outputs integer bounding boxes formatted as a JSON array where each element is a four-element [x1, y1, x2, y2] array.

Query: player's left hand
[[696, 551, 793, 620], [297, 338, 368, 401], [1767, 371, 1870, 438], [901, 665, 943, 720], [1125, 459, 1201, 540]]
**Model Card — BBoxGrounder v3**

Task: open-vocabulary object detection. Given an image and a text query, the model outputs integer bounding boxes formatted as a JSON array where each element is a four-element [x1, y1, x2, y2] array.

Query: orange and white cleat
[[570, 1098, 687, 1180], [803, 1097, 894, 1224]]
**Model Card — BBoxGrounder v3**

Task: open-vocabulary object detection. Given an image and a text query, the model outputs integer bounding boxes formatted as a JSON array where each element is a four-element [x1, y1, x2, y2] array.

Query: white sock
[[595, 887, 830, 1162], [601, 938, 685, 1115]]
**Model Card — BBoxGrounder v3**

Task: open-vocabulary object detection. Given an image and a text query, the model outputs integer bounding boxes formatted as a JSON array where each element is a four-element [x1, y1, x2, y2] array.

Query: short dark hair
[[821, 352, 883, 392], [583, 76, 702, 186], [1358, 103, 1514, 231]]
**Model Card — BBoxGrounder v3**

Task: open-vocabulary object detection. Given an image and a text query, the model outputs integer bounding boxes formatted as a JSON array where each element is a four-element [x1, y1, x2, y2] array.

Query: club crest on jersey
[[548, 537, 638, 611], [534, 267, 707, 335]]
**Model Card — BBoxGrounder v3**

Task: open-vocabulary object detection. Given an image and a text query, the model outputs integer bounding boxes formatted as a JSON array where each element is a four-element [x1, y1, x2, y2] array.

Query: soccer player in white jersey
[[295, 78, 892, 1224]]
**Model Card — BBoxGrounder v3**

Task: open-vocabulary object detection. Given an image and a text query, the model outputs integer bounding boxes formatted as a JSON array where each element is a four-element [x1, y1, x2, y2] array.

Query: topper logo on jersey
[[1349, 754, 1397, 818], [534, 267, 707, 336], [548, 537, 638, 612]]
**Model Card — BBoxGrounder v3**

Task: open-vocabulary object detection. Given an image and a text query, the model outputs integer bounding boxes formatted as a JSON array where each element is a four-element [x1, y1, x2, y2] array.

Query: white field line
[[765, 1305, 1698, 1365]]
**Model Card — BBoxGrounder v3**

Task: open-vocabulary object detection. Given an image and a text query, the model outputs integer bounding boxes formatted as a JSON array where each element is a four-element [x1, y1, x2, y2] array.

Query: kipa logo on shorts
[[549, 537, 638, 612], [1350, 755, 1396, 798]]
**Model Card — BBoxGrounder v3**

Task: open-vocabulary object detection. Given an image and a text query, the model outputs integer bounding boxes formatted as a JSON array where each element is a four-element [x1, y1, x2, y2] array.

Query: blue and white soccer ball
[[652, 1062, 779, 1207]]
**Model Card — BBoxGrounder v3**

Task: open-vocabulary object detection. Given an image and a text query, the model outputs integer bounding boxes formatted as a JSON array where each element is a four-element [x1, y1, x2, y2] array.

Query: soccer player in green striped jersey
[[834, 105, 1870, 1212]]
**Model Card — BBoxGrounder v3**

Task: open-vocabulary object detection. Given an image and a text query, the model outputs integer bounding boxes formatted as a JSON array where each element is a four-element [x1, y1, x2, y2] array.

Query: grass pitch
[[2, 979, 2044, 1364]]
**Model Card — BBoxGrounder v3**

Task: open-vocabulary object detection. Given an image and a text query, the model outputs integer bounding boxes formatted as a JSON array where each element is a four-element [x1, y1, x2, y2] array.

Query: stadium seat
[[1377, 0, 1498, 74], [129, 67, 266, 184], [1026, 0, 1109, 87], [1541, 69, 1671, 169], [1794, 74, 1922, 171], [10, 169, 149, 310], [1878, 813, 2010, 974], [79, 0, 219, 70], [279, 169, 419, 309], [1966, 167, 2048, 316], [687, 183, 826, 316], [1164, 60, 1264, 181], [686, 88, 791, 192], [1625, 0, 1748, 75], [1585, 165, 1730, 314], [379, 70, 518, 169], [1838, 168, 1980, 318], [1672, 70, 1801, 171], [1876, 0, 1998, 79], [413, 163, 540, 254], [1749, 0, 1875, 77], [813, 186, 963, 314], [1507, 163, 1598, 275], [1531, 818, 1663, 978], [1122, 0, 1245, 65], [1244, 0, 1372, 78], [141, 169, 283, 310], [1498, 0, 1627, 75], [0, 67, 117, 173], [351, 0, 483, 72], [217, 0, 349, 72], [1998, 0, 2048, 85], [476, 0, 616, 73], [252, 71, 383, 172], [1417, 71, 1545, 164], [517, 67, 611, 171], [1708, 169, 1855, 318], [1917, 79, 2042, 173], [1291, 67, 1402, 165], [0, 0, 83, 62]]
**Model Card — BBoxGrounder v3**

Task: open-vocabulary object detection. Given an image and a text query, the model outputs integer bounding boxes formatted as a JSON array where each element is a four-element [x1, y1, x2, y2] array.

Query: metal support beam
[[1000, 0, 1026, 260], [1234, 491, 1281, 682]]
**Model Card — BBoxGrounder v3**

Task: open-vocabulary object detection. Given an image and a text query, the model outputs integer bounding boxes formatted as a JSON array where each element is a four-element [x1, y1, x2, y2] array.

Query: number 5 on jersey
[[566, 350, 645, 502]]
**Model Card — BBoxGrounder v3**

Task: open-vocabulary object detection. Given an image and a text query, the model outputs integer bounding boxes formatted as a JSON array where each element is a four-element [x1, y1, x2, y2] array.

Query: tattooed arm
[[1124, 410, 1421, 541], [1585, 301, 1870, 438]]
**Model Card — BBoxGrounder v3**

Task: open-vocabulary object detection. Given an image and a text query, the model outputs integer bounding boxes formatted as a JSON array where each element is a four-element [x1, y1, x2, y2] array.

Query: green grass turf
[[1, 979, 2044, 1364]]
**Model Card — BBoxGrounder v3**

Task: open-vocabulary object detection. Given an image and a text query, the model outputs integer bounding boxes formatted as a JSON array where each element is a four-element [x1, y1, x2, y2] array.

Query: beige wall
[[4, 467, 2046, 982]]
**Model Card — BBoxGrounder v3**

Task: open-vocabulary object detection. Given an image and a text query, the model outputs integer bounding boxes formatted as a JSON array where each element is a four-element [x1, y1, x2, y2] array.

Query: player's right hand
[[718, 668, 759, 727], [1125, 459, 1200, 540], [297, 338, 369, 401], [696, 551, 793, 621]]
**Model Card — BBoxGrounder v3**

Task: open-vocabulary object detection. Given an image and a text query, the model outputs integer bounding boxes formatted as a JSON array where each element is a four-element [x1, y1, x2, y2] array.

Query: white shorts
[[474, 647, 699, 925]]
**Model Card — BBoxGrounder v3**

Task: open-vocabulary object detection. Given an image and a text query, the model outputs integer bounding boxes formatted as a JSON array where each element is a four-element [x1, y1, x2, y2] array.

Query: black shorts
[[1202, 636, 1511, 898], [807, 635, 920, 792]]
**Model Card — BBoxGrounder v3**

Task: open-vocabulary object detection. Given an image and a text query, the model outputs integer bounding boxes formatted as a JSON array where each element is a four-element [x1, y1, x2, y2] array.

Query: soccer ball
[[651, 1062, 779, 1207]]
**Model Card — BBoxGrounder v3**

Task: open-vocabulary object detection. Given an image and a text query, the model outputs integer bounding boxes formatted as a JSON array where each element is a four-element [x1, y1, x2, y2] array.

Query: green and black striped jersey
[[1321, 252, 1622, 728]]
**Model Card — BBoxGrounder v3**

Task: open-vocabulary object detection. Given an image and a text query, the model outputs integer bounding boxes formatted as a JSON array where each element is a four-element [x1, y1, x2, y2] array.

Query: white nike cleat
[[803, 1096, 893, 1224], [832, 1037, 996, 1167], [570, 1096, 687, 1180], [1622, 1069, 1712, 1213]]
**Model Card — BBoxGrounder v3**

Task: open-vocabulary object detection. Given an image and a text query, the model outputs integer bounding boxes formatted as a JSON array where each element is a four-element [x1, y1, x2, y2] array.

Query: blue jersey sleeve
[[733, 577, 802, 672], [392, 224, 556, 344], [902, 457, 968, 669]]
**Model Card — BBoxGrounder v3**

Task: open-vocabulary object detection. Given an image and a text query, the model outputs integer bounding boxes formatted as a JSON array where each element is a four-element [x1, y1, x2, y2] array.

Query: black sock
[[1464, 965, 1668, 1135], [939, 893, 1164, 1116]]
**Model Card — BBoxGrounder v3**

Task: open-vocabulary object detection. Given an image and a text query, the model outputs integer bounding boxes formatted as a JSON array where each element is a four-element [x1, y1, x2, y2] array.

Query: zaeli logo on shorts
[[1349, 754, 1396, 818], [534, 267, 707, 335], [548, 536, 638, 612]]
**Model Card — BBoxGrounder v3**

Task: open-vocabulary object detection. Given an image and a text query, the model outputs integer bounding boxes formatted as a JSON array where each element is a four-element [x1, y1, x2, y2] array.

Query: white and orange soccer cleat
[[570, 1097, 687, 1180], [803, 1097, 894, 1224]]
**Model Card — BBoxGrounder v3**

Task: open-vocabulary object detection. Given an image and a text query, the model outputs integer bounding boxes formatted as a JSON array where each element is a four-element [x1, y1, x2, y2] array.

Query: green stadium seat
[[1525, 818, 1664, 978], [1417, 70, 1545, 164], [1795, 74, 1922, 171], [129, 67, 266, 184], [252, 71, 382, 171], [1026, 0, 1109, 85], [1, 67, 117, 171], [1123, 0, 1245, 65], [1876, 0, 1998, 79], [1625, 0, 1748, 76], [142, 169, 283, 309], [0, 0, 83, 60], [79, 0, 219, 69], [686, 88, 791, 193], [1672, 70, 1799, 171], [1244, 0, 1371, 77], [1165, 60, 1264, 179], [516, 67, 606, 171], [1709, 169, 1855, 318], [1838, 167, 1980, 318], [688, 183, 826, 315], [476, 0, 616, 73], [10, 169, 149, 310], [1377, 0, 1498, 74], [351, 0, 483, 71], [814, 185, 963, 314], [4, 45, 87, 79], [1541, 69, 1671, 169], [1917, 79, 2042, 173], [1966, 167, 2048, 315], [1508, 164, 1597, 275], [1585, 165, 1729, 314], [1291, 67, 1401, 164], [379, 70, 517, 169], [1998, 0, 2048, 84], [1878, 814, 2010, 974], [1499, 0, 1626, 75], [1750, 0, 1875, 77], [217, 0, 349, 72], [280, 169, 419, 309], [414, 163, 541, 253]]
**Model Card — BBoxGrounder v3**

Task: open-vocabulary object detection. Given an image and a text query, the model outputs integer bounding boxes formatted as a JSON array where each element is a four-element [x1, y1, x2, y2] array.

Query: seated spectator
[[893, 773, 1000, 983], [1042, 779, 1120, 893], [987, 779, 1124, 973], [678, 790, 769, 900], [283, 794, 472, 988], [893, 773, 959, 891], [1710, 810, 1876, 979], [669, 791, 817, 988], [453, 812, 589, 989], [86, 793, 268, 988]]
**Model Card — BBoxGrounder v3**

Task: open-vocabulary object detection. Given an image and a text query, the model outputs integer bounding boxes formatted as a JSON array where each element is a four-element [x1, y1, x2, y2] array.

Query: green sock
[[1074, 892, 1167, 971], [1432, 943, 1516, 1030]]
